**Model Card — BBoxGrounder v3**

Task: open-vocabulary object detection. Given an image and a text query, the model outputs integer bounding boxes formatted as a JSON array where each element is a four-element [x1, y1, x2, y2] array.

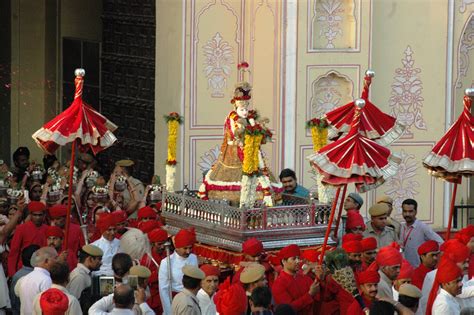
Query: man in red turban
[[412, 240, 440, 289], [455, 226, 474, 279], [112, 210, 128, 239], [360, 237, 378, 271], [48, 204, 85, 269], [233, 238, 274, 287], [375, 242, 402, 299], [38, 288, 69, 314], [271, 244, 320, 315], [426, 255, 463, 315], [8, 201, 48, 276], [197, 264, 220, 315], [342, 233, 363, 272], [137, 206, 157, 222], [393, 259, 414, 301], [158, 228, 198, 315], [347, 269, 380, 315], [91, 213, 120, 276], [140, 228, 168, 314], [345, 211, 366, 235], [420, 239, 470, 314]]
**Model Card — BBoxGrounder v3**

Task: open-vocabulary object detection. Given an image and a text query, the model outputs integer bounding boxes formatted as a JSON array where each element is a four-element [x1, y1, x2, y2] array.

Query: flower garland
[[306, 117, 329, 152], [164, 112, 183, 191]]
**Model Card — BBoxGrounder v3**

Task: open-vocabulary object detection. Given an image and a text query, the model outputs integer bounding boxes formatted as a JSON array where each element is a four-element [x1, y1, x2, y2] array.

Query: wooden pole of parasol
[[445, 182, 458, 241], [63, 139, 77, 250], [332, 184, 347, 239], [319, 186, 341, 265]]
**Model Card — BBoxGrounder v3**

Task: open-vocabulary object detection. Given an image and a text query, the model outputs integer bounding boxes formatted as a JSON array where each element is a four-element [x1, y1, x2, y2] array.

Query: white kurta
[[197, 289, 217, 315], [91, 236, 121, 276], [432, 288, 461, 315], [15, 267, 52, 315], [0, 245, 10, 309], [158, 252, 199, 315], [419, 269, 472, 315], [32, 284, 82, 315], [88, 291, 155, 315]]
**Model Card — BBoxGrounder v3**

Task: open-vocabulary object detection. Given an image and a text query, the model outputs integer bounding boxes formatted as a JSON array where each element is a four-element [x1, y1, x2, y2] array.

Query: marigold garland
[[306, 117, 328, 152], [164, 112, 183, 165]]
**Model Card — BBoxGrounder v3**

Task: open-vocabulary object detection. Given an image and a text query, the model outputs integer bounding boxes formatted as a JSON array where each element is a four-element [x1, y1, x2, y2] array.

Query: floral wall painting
[[389, 45, 426, 139], [310, 0, 358, 50], [455, 16, 474, 90], [384, 149, 420, 215], [309, 71, 354, 119], [202, 32, 234, 98]]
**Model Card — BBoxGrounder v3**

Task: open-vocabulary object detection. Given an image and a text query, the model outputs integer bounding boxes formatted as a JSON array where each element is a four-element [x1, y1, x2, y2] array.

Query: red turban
[[440, 239, 470, 263], [376, 243, 402, 267], [242, 238, 263, 257], [147, 228, 168, 243], [155, 202, 162, 211], [361, 237, 377, 252], [346, 212, 366, 231], [174, 228, 196, 248], [426, 256, 463, 315], [46, 226, 64, 239], [358, 269, 380, 284], [112, 210, 128, 223], [343, 240, 362, 254], [48, 205, 67, 218], [396, 259, 414, 280], [417, 240, 439, 255], [214, 277, 247, 315], [137, 206, 157, 220], [200, 264, 220, 277], [455, 226, 474, 245], [138, 220, 163, 234], [342, 233, 363, 243], [278, 244, 301, 260], [29, 201, 46, 213], [96, 213, 116, 234], [40, 288, 69, 315], [302, 249, 319, 263]]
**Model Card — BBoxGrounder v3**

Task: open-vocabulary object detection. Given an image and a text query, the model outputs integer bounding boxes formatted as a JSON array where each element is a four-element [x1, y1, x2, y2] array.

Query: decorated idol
[[198, 62, 282, 207]]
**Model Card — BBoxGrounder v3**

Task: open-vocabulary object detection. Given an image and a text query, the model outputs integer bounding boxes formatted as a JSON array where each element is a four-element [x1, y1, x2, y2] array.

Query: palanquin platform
[[162, 190, 335, 260]]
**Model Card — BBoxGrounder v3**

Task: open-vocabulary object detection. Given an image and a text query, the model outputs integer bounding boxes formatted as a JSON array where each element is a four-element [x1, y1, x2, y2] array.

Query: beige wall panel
[[249, 0, 281, 174], [190, 0, 242, 129]]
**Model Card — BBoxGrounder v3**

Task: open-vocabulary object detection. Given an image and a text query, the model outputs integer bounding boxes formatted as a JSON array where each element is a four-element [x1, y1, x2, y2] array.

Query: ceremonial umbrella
[[32, 68, 117, 247], [308, 99, 401, 262], [324, 70, 405, 146], [422, 88, 474, 239]]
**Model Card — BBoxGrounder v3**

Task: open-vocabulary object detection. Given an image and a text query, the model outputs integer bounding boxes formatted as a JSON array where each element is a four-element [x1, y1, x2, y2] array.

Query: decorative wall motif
[[309, 71, 353, 118], [198, 145, 220, 173], [202, 32, 234, 98], [310, 0, 357, 50], [460, 0, 474, 13], [384, 149, 420, 214], [455, 17, 474, 88], [389, 46, 426, 139]]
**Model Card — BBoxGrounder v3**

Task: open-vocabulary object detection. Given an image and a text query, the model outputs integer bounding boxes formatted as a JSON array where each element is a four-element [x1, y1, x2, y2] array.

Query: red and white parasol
[[32, 68, 117, 247], [308, 99, 400, 265], [422, 88, 474, 239], [310, 99, 401, 192], [324, 70, 405, 146]]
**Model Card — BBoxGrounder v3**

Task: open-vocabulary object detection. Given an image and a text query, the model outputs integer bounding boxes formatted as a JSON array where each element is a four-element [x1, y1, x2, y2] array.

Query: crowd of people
[[0, 146, 473, 315]]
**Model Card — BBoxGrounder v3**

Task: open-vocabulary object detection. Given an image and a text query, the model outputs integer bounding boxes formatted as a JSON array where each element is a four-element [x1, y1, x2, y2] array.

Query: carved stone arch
[[308, 70, 354, 119]]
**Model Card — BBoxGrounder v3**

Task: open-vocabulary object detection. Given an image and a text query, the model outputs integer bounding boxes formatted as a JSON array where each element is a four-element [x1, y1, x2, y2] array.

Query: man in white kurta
[[197, 265, 220, 315], [92, 214, 121, 276], [159, 228, 199, 315], [15, 247, 58, 315]]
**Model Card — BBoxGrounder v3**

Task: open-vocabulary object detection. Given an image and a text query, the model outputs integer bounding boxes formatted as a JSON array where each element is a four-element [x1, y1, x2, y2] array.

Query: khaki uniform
[[387, 217, 401, 238], [67, 263, 91, 298], [363, 222, 398, 248], [171, 289, 202, 315]]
